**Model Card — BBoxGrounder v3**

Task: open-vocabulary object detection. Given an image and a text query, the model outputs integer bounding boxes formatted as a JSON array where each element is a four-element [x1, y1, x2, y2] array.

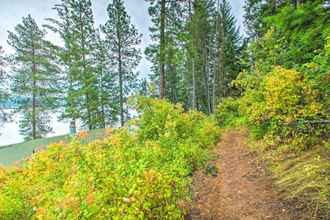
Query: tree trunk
[[219, 11, 226, 99], [189, 0, 197, 110], [86, 90, 92, 130], [118, 48, 124, 127], [100, 68, 106, 129], [292, 0, 297, 8], [173, 63, 177, 103], [79, 5, 92, 130], [192, 59, 197, 110], [31, 41, 37, 140], [116, 0, 124, 127], [271, 0, 277, 14], [213, 0, 221, 110], [160, 0, 166, 99], [169, 61, 177, 103], [203, 43, 211, 114], [212, 59, 218, 112], [70, 119, 77, 135]]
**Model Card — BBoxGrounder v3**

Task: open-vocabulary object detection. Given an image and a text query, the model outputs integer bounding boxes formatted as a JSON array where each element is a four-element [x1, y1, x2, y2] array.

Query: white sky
[[0, 0, 244, 146]]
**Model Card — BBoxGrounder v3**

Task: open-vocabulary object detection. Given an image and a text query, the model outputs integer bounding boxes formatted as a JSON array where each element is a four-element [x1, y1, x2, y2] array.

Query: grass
[[0, 129, 107, 166]]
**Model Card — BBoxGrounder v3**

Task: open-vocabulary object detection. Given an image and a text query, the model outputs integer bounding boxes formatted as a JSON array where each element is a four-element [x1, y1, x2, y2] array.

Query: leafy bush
[[224, 2, 330, 217], [215, 97, 246, 128], [237, 66, 327, 150], [215, 66, 330, 217], [0, 98, 219, 219]]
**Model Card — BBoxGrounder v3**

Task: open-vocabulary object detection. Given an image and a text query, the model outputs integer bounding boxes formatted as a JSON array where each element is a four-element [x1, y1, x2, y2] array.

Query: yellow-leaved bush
[[0, 98, 219, 219], [236, 66, 327, 150], [216, 66, 330, 217]]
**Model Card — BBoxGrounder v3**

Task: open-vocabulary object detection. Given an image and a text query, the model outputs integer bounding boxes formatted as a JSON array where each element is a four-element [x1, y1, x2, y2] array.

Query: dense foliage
[[0, 99, 219, 219], [0, 0, 144, 138], [214, 1, 330, 218], [1, 0, 330, 218], [0, 0, 242, 138], [46, 0, 119, 131], [216, 65, 330, 218], [0, 46, 9, 127], [101, 0, 142, 126], [145, 0, 242, 112], [8, 15, 60, 140]]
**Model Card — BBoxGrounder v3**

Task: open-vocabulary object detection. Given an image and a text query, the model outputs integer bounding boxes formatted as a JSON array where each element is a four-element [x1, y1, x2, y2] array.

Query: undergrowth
[[215, 66, 330, 219], [0, 98, 219, 219]]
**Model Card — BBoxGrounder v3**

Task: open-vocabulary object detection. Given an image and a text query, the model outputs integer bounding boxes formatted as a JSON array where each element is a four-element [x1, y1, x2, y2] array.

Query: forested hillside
[[0, 0, 329, 219], [215, 0, 330, 218]]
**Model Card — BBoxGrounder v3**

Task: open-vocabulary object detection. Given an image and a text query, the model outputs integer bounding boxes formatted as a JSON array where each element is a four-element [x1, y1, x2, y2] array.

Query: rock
[[206, 164, 218, 177], [32, 146, 46, 154]]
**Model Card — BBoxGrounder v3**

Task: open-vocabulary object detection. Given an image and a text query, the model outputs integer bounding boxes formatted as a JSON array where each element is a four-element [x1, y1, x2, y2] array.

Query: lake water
[[0, 113, 68, 146]]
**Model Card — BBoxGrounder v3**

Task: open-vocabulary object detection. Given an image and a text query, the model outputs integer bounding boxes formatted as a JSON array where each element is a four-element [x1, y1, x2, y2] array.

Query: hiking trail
[[189, 130, 293, 220]]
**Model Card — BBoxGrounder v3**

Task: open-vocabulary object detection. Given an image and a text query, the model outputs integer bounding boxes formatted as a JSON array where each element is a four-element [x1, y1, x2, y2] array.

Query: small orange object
[[49, 141, 65, 149], [77, 131, 89, 139], [324, 74, 330, 81], [86, 192, 94, 205], [105, 128, 113, 136]]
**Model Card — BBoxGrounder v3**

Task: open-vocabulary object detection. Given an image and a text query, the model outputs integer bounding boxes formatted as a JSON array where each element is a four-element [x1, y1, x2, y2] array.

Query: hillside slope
[[0, 129, 107, 166], [0, 99, 219, 219]]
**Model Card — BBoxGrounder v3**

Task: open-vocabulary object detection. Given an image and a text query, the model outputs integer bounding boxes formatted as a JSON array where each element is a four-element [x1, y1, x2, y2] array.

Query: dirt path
[[188, 130, 292, 220]]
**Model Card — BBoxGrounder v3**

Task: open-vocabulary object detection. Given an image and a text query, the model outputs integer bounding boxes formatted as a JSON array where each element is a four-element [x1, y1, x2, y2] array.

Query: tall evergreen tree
[[213, 0, 242, 107], [8, 15, 60, 140], [145, 0, 188, 104], [47, 0, 99, 130], [243, 0, 264, 40], [102, 0, 142, 127], [93, 29, 119, 128], [185, 0, 216, 113], [145, 0, 241, 113], [45, 1, 79, 132], [165, 1, 189, 105], [243, 0, 287, 40], [0, 47, 5, 77], [159, 0, 166, 99], [0, 46, 10, 127]]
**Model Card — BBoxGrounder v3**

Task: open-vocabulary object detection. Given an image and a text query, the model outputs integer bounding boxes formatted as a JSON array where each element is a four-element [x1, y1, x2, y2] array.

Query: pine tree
[[159, 0, 166, 99], [93, 29, 119, 128], [145, 0, 241, 113], [8, 15, 60, 140], [184, 0, 197, 110], [145, 0, 167, 99], [0, 47, 5, 78], [146, 0, 218, 112], [243, 0, 287, 40], [186, 0, 216, 113], [47, 0, 99, 130], [101, 0, 142, 127], [243, 0, 263, 40], [165, 1, 188, 105], [145, 0, 188, 104], [45, 1, 80, 132], [213, 0, 242, 106], [0, 46, 10, 126]]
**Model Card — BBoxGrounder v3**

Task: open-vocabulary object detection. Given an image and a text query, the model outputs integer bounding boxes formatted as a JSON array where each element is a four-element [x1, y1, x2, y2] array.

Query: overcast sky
[[0, 0, 244, 146]]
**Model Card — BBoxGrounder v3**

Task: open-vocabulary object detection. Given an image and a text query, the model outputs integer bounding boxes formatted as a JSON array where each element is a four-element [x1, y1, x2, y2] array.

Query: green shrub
[[215, 98, 246, 128], [231, 66, 330, 217], [236, 66, 328, 150], [0, 98, 219, 219]]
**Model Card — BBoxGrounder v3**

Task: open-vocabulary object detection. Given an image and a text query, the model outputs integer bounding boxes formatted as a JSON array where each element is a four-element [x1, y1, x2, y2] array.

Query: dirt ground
[[188, 130, 293, 220]]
